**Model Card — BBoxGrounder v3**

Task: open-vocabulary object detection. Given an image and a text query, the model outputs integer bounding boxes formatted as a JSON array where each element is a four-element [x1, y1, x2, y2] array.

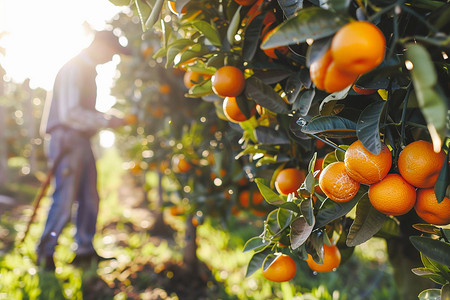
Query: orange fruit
[[183, 70, 210, 89], [239, 190, 264, 208], [223, 97, 256, 123], [331, 21, 386, 75], [352, 86, 377, 95], [306, 244, 341, 273], [211, 66, 246, 97], [169, 206, 185, 216], [368, 174, 416, 216], [234, 0, 257, 5], [344, 140, 392, 185], [262, 254, 297, 282], [398, 140, 446, 188], [275, 168, 305, 196], [168, 0, 187, 15], [172, 154, 192, 173], [159, 84, 171, 94], [124, 114, 138, 125], [415, 188, 450, 225], [309, 49, 358, 93], [318, 161, 360, 203]]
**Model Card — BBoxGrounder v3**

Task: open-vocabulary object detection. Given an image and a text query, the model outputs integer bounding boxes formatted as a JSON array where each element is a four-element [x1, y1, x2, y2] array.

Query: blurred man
[[37, 30, 130, 270]]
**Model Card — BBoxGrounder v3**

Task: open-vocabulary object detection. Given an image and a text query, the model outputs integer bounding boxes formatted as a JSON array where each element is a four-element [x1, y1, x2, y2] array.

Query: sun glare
[[0, 0, 123, 90]]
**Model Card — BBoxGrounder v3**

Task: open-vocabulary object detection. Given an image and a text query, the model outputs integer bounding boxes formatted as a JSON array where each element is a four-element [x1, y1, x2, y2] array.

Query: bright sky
[[0, 0, 124, 92]]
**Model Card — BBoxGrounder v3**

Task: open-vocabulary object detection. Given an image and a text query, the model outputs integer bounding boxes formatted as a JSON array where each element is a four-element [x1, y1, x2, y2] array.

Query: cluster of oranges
[[318, 140, 450, 225], [310, 21, 386, 93]]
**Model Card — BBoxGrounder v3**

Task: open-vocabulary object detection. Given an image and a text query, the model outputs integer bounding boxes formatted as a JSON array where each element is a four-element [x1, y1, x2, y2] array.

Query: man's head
[[87, 30, 131, 64]]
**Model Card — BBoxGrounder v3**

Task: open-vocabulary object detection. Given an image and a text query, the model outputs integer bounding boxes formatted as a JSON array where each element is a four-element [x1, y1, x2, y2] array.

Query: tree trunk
[[148, 170, 174, 237], [183, 214, 199, 273]]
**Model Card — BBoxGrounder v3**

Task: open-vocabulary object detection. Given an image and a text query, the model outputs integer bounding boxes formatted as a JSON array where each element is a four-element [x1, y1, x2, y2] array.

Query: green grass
[[0, 147, 400, 299]]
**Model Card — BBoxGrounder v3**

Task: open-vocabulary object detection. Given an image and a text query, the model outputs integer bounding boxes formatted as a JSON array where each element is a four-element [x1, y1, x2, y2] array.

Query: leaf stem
[[368, 0, 404, 23], [309, 133, 346, 153]]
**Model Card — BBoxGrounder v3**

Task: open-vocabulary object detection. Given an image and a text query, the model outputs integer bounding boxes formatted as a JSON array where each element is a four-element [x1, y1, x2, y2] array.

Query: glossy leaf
[[243, 237, 271, 252], [277, 0, 303, 17], [277, 208, 293, 231], [186, 79, 213, 98], [255, 126, 290, 145], [442, 284, 450, 300], [300, 115, 357, 138], [418, 289, 441, 300], [300, 198, 315, 226], [306, 36, 332, 67], [245, 248, 272, 277], [290, 216, 315, 249], [346, 194, 388, 247], [227, 6, 241, 45], [144, 0, 164, 29], [255, 178, 285, 205], [261, 7, 346, 50], [262, 254, 279, 271], [434, 150, 449, 202], [279, 202, 301, 213], [314, 187, 367, 229], [192, 20, 222, 47], [406, 43, 447, 147], [245, 77, 291, 114], [410, 236, 450, 267], [293, 89, 315, 116], [320, 0, 351, 12], [412, 268, 448, 285], [243, 13, 266, 61], [356, 101, 386, 155]]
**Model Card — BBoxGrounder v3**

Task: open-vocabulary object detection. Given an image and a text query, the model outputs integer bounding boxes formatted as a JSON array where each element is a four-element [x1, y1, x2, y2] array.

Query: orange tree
[[109, 0, 450, 298]]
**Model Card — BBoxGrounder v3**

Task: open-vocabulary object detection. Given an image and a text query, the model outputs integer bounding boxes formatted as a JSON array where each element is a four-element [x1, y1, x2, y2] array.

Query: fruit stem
[[310, 133, 346, 153]]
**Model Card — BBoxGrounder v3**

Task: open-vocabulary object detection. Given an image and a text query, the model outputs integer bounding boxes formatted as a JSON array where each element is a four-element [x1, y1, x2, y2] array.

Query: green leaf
[[245, 77, 290, 114], [245, 248, 272, 277], [243, 13, 266, 61], [306, 36, 332, 67], [300, 115, 357, 138], [356, 101, 386, 155], [413, 224, 444, 235], [374, 217, 401, 239], [346, 194, 388, 247], [418, 289, 442, 300], [186, 79, 214, 98], [277, 0, 303, 17], [144, 0, 164, 29], [293, 89, 316, 116], [412, 268, 448, 285], [321, 0, 351, 12], [227, 6, 241, 45], [255, 178, 285, 205], [235, 94, 254, 119], [279, 202, 301, 213], [277, 208, 293, 232], [290, 216, 315, 250], [315, 187, 367, 229], [134, 0, 151, 31], [410, 236, 450, 267], [243, 237, 271, 252], [262, 254, 278, 271], [192, 20, 222, 47], [300, 198, 315, 226], [255, 127, 290, 145], [435, 150, 449, 203], [405, 43, 448, 146], [261, 7, 347, 50]]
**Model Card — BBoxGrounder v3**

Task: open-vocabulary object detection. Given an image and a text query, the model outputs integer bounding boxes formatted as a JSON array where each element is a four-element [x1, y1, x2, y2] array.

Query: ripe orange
[[309, 49, 358, 93], [306, 244, 341, 273], [398, 140, 446, 188], [234, 0, 257, 5], [262, 254, 297, 282], [368, 174, 416, 216], [124, 114, 138, 125], [159, 84, 171, 94], [169, 206, 185, 216], [211, 66, 246, 97], [239, 190, 264, 208], [331, 21, 386, 75], [183, 70, 210, 89], [172, 154, 192, 173], [415, 188, 450, 225], [168, 0, 187, 15], [275, 168, 305, 195], [319, 161, 360, 203], [223, 97, 256, 123], [344, 140, 392, 185]]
